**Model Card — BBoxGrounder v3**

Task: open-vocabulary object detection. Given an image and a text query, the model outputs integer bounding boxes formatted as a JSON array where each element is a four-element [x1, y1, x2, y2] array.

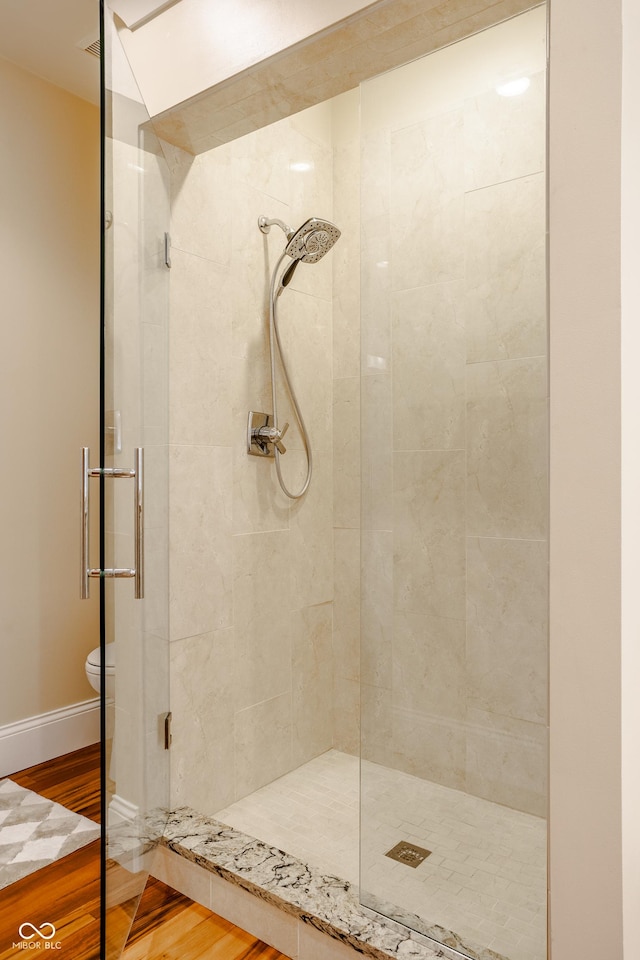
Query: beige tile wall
[[165, 101, 343, 813], [332, 91, 361, 757], [165, 7, 547, 822], [107, 122, 171, 821], [360, 10, 548, 817]]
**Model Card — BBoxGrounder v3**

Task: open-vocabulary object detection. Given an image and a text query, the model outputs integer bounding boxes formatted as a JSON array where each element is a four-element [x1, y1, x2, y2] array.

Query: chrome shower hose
[[268, 251, 313, 500]]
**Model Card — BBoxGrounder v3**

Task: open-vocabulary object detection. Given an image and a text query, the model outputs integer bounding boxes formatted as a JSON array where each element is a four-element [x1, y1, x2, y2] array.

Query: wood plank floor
[[10, 742, 102, 823], [1, 745, 292, 960], [123, 898, 290, 960], [0, 839, 102, 960]]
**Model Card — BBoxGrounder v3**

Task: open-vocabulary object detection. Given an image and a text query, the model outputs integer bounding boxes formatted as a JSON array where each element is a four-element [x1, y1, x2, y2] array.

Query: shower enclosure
[[358, 14, 548, 958], [100, 3, 548, 959]]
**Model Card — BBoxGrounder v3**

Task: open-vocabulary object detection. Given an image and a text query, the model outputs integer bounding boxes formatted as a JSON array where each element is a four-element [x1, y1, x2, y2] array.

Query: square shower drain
[[385, 841, 431, 868]]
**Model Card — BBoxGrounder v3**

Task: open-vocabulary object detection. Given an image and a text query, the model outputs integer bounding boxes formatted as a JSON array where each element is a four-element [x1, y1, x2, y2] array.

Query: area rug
[[0, 779, 100, 889]]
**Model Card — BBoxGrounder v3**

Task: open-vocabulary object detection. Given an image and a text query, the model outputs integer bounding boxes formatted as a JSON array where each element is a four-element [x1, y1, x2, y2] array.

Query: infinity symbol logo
[[18, 923, 56, 940]]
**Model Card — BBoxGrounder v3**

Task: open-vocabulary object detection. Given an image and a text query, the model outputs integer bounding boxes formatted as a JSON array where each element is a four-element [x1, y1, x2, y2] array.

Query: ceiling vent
[[77, 33, 101, 59]]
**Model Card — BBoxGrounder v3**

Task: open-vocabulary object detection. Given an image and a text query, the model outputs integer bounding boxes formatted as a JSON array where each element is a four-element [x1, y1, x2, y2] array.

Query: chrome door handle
[[80, 446, 144, 599], [134, 447, 144, 599]]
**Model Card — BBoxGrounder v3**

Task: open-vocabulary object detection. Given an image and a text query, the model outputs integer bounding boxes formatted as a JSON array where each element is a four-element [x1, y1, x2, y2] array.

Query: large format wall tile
[[233, 609, 292, 714], [142, 632, 170, 740], [230, 184, 290, 367], [390, 108, 465, 291], [466, 356, 547, 540], [392, 281, 465, 451], [361, 530, 393, 689], [393, 450, 466, 620], [167, 53, 549, 824], [333, 137, 361, 381], [289, 453, 333, 606], [170, 101, 339, 808], [231, 354, 291, 536], [333, 528, 361, 684], [142, 320, 168, 438], [361, 129, 391, 377], [232, 530, 292, 637], [393, 707, 466, 791], [234, 693, 293, 799], [361, 375, 393, 531], [393, 610, 466, 721], [333, 376, 361, 529], [170, 143, 232, 264], [169, 444, 233, 641], [231, 444, 292, 536], [466, 709, 548, 817], [465, 173, 546, 362], [463, 70, 546, 192], [286, 129, 334, 304], [142, 524, 170, 642], [467, 537, 548, 724], [333, 101, 362, 761], [333, 676, 360, 756], [232, 528, 294, 746], [359, 15, 548, 819], [361, 684, 393, 767], [466, 619, 548, 727], [467, 535, 547, 626], [292, 603, 334, 767], [169, 250, 233, 447], [230, 119, 292, 205], [170, 629, 235, 815], [275, 291, 333, 455]]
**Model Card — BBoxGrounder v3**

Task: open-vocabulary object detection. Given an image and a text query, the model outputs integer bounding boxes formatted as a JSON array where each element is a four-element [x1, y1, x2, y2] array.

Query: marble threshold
[[158, 806, 508, 960]]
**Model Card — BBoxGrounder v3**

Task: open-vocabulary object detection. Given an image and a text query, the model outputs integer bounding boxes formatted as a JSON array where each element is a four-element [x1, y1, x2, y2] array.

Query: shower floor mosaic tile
[[0, 779, 100, 889], [214, 750, 546, 960], [215, 749, 359, 881]]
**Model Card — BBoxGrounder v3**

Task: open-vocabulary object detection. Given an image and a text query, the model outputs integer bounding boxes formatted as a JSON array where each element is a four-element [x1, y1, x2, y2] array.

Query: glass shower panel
[[359, 8, 548, 960], [102, 6, 170, 957]]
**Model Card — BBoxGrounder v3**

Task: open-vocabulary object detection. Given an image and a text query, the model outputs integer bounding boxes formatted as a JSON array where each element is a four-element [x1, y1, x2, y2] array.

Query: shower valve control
[[258, 421, 289, 452], [247, 412, 288, 457]]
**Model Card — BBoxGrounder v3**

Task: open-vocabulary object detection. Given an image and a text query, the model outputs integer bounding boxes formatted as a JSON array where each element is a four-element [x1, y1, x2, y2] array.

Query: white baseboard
[[0, 698, 100, 778], [109, 793, 139, 825]]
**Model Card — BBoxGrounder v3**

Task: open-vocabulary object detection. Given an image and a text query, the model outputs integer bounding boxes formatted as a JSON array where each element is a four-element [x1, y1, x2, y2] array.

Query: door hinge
[[164, 711, 172, 750], [164, 231, 172, 269]]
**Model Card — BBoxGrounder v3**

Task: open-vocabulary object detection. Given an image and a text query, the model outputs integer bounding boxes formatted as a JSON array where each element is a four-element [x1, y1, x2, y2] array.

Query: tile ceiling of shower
[[150, 0, 539, 155]]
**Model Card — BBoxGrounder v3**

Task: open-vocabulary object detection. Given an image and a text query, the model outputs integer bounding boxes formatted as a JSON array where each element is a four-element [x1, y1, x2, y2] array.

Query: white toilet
[[85, 643, 116, 699], [86, 644, 117, 782]]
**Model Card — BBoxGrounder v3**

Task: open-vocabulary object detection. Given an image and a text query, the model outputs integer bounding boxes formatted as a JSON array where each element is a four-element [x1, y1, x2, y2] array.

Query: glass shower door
[[359, 8, 548, 960], [99, 5, 171, 956]]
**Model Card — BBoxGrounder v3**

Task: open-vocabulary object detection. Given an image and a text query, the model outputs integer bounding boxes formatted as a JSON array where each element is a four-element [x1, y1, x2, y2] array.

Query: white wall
[[0, 58, 100, 730], [621, 0, 640, 954], [549, 0, 624, 956]]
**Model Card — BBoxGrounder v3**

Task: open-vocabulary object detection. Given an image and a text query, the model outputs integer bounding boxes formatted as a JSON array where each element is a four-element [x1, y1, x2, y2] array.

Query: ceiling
[[0, 0, 100, 104]]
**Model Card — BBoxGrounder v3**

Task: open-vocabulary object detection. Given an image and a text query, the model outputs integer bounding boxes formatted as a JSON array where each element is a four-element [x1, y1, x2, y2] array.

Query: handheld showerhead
[[254, 213, 342, 499], [258, 214, 341, 266], [259, 214, 341, 294], [285, 217, 341, 263]]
